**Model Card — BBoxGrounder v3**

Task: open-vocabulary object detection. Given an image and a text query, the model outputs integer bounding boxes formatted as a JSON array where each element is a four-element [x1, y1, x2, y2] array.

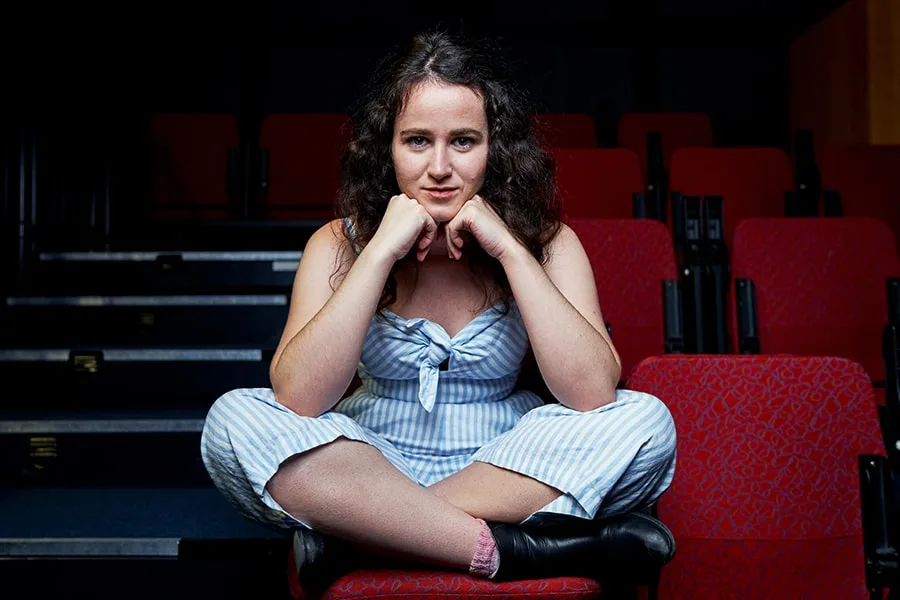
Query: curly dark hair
[[337, 29, 561, 310]]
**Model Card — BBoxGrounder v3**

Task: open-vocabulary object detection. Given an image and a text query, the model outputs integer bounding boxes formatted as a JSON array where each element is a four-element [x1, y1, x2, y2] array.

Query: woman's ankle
[[468, 519, 500, 578]]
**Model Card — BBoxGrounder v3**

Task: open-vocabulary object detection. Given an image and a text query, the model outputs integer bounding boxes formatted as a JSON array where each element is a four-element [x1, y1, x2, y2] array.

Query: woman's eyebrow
[[397, 128, 485, 137], [450, 128, 484, 137]]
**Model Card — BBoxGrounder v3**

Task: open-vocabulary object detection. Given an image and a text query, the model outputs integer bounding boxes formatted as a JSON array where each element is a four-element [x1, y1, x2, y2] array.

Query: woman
[[201, 30, 676, 582]]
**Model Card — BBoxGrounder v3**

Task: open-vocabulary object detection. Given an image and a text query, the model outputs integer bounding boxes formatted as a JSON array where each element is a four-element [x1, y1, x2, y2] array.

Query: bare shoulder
[[545, 222, 585, 265], [305, 219, 355, 260], [298, 218, 356, 285], [306, 218, 350, 252], [270, 220, 352, 373]]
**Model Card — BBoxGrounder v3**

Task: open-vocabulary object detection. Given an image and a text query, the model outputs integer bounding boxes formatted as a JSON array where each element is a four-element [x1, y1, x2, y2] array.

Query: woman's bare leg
[[428, 462, 562, 523], [266, 439, 482, 569]]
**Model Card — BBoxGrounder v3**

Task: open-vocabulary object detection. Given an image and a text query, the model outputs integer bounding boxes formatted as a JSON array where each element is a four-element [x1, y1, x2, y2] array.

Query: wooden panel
[[868, 0, 900, 144], [790, 0, 869, 149]]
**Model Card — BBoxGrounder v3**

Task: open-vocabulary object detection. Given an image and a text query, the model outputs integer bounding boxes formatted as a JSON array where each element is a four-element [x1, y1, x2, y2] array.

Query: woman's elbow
[[555, 378, 618, 412], [271, 386, 325, 418], [582, 386, 618, 411], [269, 372, 320, 418]]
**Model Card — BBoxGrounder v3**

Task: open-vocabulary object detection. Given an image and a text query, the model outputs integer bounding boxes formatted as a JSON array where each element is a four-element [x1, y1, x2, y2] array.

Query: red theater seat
[[568, 218, 679, 380], [260, 113, 353, 220], [617, 112, 712, 174], [147, 113, 238, 220], [669, 147, 794, 248], [553, 148, 645, 218], [627, 354, 883, 600], [729, 217, 900, 383]]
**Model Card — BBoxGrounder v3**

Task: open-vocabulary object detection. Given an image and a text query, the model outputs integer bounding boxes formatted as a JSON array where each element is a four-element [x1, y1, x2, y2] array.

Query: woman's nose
[[427, 144, 452, 180]]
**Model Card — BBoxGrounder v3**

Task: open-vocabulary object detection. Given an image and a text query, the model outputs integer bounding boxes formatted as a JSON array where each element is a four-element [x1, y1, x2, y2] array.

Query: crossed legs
[[265, 438, 561, 570]]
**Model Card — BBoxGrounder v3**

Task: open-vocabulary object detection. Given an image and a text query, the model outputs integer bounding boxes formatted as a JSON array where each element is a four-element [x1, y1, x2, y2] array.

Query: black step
[[1, 294, 288, 346], [27, 250, 301, 295], [0, 407, 213, 486], [0, 347, 270, 409], [0, 486, 290, 600], [0, 486, 280, 554]]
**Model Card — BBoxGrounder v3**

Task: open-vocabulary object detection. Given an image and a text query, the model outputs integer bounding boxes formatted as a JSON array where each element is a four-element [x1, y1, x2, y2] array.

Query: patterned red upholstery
[[617, 112, 712, 174], [148, 113, 238, 219], [535, 113, 597, 148], [626, 354, 884, 599], [668, 147, 794, 248], [286, 563, 602, 600], [821, 145, 900, 244], [260, 113, 353, 220], [568, 218, 678, 380], [730, 217, 900, 381], [552, 149, 645, 219]]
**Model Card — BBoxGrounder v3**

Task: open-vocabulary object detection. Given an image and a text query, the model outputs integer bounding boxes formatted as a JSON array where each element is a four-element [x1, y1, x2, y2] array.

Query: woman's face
[[391, 81, 489, 225]]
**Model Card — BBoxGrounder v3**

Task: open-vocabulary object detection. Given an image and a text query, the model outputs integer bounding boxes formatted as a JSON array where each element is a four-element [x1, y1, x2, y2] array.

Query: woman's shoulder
[[545, 222, 581, 256], [541, 221, 597, 277], [307, 218, 350, 242], [304, 219, 354, 258]]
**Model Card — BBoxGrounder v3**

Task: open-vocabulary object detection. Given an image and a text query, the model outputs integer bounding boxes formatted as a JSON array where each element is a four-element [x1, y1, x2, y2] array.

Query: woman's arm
[[270, 196, 438, 417], [499, 223, 621, 411], [269, 220, 395, 417], [445, 198, 620, 411]]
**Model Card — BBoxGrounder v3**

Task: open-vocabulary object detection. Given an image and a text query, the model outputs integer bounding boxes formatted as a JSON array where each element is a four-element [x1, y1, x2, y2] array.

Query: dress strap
[[343, 217, 362, 255]]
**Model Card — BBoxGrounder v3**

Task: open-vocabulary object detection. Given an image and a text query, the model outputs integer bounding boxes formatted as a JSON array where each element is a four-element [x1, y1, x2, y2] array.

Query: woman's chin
[[421, 204, 462, 225]]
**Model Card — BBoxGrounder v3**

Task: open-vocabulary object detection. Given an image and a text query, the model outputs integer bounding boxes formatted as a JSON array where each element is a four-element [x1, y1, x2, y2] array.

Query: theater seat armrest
[[860, 454, 900, 592]]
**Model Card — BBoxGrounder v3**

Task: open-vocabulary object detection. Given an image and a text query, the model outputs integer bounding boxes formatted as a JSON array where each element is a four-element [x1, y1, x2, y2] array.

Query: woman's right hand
[[368, 194, 438, 263]]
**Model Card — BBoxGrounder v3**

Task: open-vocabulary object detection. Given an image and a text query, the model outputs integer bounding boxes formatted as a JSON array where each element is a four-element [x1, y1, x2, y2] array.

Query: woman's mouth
[[423, 188, 458, 200]]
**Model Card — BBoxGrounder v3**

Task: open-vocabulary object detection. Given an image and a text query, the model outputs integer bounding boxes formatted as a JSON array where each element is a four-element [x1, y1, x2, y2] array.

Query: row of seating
[[148, 113, 351, 220], [142, 112, 900, 254], [574, 215, 900, 390], [537, 111, 714, 164], [144, 111, 713, 221]]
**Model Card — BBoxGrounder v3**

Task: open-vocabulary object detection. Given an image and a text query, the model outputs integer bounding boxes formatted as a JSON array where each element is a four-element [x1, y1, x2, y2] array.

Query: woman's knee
[[583, 391, 676, 470], [201, 388, 272, 467], [264, 439, 374, 524], [629, 392, 676, 457]]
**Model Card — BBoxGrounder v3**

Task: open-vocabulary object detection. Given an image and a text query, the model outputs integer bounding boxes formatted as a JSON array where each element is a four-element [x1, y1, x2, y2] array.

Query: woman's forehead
[[396, 81, 487, 131]]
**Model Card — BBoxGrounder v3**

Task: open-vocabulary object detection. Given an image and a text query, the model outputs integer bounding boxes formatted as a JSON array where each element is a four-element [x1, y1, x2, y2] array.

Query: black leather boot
[[487, 512, 675, 582], [292, 529, 440, 596]]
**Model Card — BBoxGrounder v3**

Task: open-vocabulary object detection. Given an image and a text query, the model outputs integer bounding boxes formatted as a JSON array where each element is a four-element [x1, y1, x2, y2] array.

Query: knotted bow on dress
[[402, 319, 452, 412], [359, 303, 523, 412]]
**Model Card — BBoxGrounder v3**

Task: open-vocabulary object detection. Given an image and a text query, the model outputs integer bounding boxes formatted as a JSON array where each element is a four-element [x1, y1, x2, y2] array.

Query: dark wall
[[0, 2, 844, 256]]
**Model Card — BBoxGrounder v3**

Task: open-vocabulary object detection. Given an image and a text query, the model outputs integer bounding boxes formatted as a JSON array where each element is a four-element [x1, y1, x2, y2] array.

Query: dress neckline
[[377, 299, 510, 342]]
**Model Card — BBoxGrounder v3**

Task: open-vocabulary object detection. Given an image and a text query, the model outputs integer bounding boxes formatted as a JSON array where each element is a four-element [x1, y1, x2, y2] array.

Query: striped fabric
[[201, 296, 676, 530]]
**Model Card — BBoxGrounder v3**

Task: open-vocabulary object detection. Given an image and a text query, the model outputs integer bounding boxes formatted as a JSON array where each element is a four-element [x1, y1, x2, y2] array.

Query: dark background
[[1, 0, 846, 254]]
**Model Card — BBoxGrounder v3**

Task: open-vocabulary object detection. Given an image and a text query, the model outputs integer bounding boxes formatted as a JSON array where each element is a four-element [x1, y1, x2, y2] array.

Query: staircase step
[[29, 249, 302, 294], [0, 347, 270, 409], [0, 486, 289, 599], [0, 486, 280, 557], [0, 408, 212, 486]]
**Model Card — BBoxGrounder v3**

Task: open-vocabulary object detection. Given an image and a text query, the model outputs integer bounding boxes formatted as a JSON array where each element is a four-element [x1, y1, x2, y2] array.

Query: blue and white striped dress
[[201, 284, 676, 532]]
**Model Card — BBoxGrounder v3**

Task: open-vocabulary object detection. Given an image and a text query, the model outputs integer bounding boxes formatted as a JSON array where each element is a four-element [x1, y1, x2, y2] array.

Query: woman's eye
[[454, 137, 474, 148], [407, 136, 428, 147]]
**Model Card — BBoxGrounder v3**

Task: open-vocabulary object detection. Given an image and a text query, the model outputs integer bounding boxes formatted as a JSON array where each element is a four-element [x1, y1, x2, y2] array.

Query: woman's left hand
[[445, 195, 522, 261]]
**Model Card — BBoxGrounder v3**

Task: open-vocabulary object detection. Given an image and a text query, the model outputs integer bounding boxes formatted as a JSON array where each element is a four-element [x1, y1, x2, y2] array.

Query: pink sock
[[469, 519, 500, 578]]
